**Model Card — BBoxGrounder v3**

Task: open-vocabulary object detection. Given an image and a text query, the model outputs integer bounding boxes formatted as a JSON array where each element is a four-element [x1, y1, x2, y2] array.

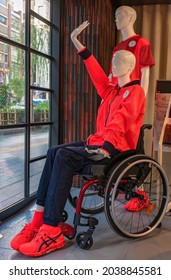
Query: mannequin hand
[[85, 147, 110, 158], [70, 21, 90, 40], [98, 148, 111, 158]]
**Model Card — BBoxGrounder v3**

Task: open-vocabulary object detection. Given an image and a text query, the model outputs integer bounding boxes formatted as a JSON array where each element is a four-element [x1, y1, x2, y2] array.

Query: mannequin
[[70, 20, 145, 153], [109, 6, 155, 95], [10, 21, 146, 257]]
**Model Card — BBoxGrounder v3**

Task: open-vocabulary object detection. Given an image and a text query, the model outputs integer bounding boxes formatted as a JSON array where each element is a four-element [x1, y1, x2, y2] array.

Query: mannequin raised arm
[[70, 21, 90, 51]]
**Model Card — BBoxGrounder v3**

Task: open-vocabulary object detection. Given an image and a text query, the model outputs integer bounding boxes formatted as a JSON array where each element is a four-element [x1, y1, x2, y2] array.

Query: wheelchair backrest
[[136, 124, 152, 153], [104, 124, 152, 176]]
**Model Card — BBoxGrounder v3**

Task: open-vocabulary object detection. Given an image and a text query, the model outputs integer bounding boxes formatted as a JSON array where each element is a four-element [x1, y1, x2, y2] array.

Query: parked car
[[32, 98, 48, 106], [10, 98, 48, 110], [10, 101, 25, 110]]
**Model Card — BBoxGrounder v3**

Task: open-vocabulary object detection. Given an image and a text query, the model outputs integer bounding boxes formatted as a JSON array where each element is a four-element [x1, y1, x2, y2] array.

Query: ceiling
[[111, 0, 171, 7]]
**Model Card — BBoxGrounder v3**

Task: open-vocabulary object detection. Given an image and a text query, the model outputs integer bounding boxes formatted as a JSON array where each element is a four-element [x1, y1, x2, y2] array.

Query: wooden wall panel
[[60, 0, 115, 143]]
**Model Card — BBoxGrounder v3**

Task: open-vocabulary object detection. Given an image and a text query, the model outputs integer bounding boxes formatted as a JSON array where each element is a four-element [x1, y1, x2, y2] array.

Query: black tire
[[69, 179, 104, 214], [105, 155, 169, 238], [76, 232, 93, 250]]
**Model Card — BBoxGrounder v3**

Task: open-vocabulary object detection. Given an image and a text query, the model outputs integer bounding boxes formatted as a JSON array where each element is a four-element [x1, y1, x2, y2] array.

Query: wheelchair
[[62, 125, 170, 249]]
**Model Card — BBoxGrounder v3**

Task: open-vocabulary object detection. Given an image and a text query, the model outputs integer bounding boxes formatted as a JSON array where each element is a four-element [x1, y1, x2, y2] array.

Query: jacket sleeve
[[103, 87, 146, 151], [139, 38, 155, 68], [78, 48, 114, 99]]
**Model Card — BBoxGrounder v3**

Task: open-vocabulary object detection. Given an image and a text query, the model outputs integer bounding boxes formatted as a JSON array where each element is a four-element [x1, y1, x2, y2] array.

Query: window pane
[[31, 0, 50, 21], [0, 0, 25, 44], [31, 90, 50, 123], [0, 43, 25, 125], [30, 125, 49, 159], [0, 15, 7, 25], [30, 158, 46, 195], [0, 128, 25, 212], [31, 53, 50, 88], [31, 16, 50, 55], [0, 0, 7, 6]]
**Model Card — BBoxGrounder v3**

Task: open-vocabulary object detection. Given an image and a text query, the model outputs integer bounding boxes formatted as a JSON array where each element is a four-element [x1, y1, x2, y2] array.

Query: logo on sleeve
[[128, 40, 136, 47], [123, 90, 130, 98]]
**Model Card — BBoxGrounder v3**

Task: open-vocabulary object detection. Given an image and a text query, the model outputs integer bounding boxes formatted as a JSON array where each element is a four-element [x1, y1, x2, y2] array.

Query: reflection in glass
[[31, 0, 50, 21], [0, 0, 25, 44], [31, 90, 50, 123], [0, 128, 25, 212], [31, 53, 50, 88], [30, 125, 49, 159], [30, 159, 46, 195], [0, 44, 25, 125], [31, 16, 50, 55]]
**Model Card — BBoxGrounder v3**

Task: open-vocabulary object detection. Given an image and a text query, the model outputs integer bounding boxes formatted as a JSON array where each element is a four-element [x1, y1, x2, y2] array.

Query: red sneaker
[[58, 222, 74, 238], [10, 223, 38, 251], [19, 224, 65, 257], [124, 190, 149, 212]]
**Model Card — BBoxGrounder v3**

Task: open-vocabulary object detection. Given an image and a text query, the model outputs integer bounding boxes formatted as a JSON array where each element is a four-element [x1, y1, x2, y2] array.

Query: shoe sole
[[19, 240, 65, 257]]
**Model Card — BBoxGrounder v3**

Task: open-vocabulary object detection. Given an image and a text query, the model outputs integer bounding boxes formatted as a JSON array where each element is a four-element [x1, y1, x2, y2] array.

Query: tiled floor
[[0, 200, 171, 260]]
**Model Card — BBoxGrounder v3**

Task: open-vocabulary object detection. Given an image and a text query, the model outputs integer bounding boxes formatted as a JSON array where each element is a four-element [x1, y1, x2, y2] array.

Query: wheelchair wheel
[[105, 155, 169, 238], [68, 178, 104, 214]]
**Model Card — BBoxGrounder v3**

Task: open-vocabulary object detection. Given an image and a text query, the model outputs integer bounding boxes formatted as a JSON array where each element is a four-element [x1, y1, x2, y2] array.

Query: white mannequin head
[[115, 6, 137, 31], [112, 50, 136, 78]]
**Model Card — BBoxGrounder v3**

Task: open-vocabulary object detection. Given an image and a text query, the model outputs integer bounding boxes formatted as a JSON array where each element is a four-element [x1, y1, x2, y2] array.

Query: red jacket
[[79, 48, 146, 153]]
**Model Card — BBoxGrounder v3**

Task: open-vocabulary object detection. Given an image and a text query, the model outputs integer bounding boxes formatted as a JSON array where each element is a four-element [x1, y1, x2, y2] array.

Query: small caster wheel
[[61, 210, 68, 222], [76, 232, 93, 250]]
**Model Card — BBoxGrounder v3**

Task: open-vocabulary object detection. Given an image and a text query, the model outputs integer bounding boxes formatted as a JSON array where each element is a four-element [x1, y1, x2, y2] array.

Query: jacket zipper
[[104, 88, 120, 127]]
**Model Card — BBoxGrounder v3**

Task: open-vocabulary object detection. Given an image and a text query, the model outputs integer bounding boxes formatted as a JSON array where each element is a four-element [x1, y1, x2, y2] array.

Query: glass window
[[0, 128, 25, 212], [0, 15, 7, 25], [0, 0, 55, 221], [0, 0, 25, 44], [31, 53, 50, 88], [0, 51, 8, 63], [31, 0, 50, 21], [30, 125, 49, 159], [31, 90, 50, 123], [30, 158, 46, 195], [0, 43, 25, 124], [31, 16, 51, 55], [0, 0, 7, 6]]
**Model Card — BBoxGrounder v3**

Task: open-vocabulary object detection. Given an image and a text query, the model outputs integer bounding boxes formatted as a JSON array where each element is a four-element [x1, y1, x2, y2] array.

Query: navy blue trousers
[[36, 141, 112, 226]]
